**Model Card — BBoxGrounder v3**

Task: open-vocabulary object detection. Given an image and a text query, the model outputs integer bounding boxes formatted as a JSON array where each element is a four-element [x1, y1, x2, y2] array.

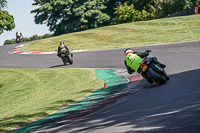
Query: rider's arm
[[64, 45, 69, 54], [58, 46, 61, 53], [124, 60, 135, 74], [64, 45, 69, 51]]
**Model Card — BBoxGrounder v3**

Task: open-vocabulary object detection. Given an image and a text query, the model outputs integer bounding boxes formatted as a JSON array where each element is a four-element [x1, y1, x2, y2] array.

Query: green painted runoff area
[[9, 69, 129, 133]]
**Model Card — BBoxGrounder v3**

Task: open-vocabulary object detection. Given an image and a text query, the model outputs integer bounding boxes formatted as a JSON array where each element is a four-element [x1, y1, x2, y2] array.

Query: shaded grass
[[21, 14, 200, 52], [0, 68, 103, 132]]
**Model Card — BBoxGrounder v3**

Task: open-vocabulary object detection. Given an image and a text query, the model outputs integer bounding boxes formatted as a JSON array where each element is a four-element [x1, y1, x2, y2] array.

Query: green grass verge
[[0, 68, 103, 132], [21, 14, 200, 52]]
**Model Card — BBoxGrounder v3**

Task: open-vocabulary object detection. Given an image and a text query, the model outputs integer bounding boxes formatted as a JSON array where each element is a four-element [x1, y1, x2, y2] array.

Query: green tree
[[132, 0, 200, 18], [0, 10, 15, 34], [31, 34, 41, 41], [113, 3, 153, 24], [31, 0, 110, 35], [171, 0, 199, 11], [113, 3, 138, 24], [0, 0, 15, 34], [0, 0, 7, 9], [131, 0, 168, 18]]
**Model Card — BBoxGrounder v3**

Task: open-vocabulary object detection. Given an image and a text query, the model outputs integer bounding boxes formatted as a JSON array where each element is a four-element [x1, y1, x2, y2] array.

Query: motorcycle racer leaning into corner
[[16, 30, 23, 40], [124, 48, 169, 84], [57, 42, 71, 58]]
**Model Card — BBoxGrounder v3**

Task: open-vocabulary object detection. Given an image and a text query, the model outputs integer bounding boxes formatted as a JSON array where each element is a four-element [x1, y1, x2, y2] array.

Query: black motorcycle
[[60, 50, 73, 65], [16, 37, 21, 43], [138, 55, 169, 85]]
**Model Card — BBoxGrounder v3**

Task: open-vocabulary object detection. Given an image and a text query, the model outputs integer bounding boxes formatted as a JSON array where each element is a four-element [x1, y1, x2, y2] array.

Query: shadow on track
[[48, 69, 200, 133], [49, 64, 70, 68]]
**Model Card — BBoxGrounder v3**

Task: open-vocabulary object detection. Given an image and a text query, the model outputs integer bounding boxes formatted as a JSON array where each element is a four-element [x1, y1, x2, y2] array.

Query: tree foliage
[[0, 0, 15, 34], [113, 3, 153, 24], [0, 10, 15, 34], [0, 0, 7, 9], [31, 0, 110, 35], [132, 0, 200, 18]]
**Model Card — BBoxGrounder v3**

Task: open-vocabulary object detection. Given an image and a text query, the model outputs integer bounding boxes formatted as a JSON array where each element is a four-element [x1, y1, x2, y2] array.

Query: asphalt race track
[[1, 41, 200, 133]]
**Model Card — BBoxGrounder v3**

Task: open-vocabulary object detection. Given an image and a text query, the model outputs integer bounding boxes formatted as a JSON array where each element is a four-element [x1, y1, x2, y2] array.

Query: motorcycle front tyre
[[62, 57, 67, 65], [16, 38, 20, 43], [66, 55, 73, 65]]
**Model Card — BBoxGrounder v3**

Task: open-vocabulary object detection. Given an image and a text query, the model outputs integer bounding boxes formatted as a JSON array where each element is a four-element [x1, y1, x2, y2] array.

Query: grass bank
[[21, 14, 200, 52], [0, 68, 103, 132]]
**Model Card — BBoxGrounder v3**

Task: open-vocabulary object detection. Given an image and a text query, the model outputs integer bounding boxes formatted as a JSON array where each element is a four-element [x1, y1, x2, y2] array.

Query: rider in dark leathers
[[57, 42, 70, 58]]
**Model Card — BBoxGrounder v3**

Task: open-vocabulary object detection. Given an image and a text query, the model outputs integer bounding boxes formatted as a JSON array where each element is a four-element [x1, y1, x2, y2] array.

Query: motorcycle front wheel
[[16, 38, 20, 43], [62, 57, 67, 65]]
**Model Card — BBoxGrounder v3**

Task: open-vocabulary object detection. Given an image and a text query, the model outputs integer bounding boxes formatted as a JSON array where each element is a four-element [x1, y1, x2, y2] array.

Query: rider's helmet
[[60, 42, 65, 48], [16, 30, 21, 37], [124, 48, 133, 56]]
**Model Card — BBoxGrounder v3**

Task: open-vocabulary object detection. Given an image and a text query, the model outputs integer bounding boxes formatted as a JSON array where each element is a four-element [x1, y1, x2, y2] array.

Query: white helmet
[[124, 48, 133, 56]]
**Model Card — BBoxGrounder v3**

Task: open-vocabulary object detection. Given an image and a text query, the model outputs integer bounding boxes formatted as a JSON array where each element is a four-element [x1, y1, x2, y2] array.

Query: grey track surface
[[1, 41, 200, 133], [0, 41, 200, 73]]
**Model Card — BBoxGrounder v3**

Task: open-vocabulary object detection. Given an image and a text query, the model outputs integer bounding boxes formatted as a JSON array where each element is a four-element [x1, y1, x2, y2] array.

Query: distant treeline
[[4, 33, 54, 45]]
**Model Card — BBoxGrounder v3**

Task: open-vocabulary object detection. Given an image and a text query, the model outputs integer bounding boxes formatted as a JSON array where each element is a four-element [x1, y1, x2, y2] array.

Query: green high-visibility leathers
[[126, 53, 144, 72]]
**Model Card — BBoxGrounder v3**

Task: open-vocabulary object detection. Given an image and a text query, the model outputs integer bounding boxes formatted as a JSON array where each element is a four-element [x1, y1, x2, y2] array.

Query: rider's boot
[[159, 63, 166, 68]]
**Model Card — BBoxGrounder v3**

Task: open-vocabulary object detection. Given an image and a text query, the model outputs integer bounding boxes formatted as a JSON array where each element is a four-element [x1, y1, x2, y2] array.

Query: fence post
[[195, 7, 199, 14]]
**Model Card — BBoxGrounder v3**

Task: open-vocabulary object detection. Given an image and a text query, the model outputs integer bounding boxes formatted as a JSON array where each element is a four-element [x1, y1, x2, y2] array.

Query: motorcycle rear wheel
[[146, 68, 166, 85]]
